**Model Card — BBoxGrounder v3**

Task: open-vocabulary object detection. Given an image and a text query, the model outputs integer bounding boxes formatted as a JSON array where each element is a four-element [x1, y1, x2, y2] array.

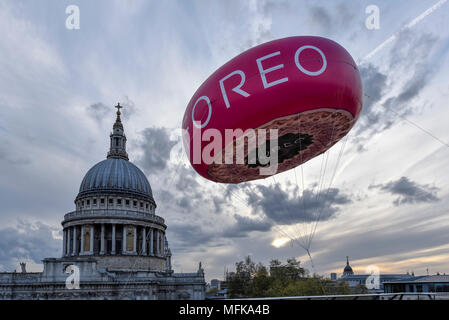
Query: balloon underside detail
[[207, 108, 354, 183]]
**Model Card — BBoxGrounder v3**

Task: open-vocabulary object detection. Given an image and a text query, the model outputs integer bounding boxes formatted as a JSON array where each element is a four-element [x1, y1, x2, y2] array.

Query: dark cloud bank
[[138, 127, 178, 172], [370, 176, 439, 206], [247, 184, 351, 224], [0, 221, 60, 271]]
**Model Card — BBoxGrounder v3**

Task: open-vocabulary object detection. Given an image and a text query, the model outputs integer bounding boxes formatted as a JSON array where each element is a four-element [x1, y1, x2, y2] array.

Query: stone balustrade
[[63, 209, 165, 225]]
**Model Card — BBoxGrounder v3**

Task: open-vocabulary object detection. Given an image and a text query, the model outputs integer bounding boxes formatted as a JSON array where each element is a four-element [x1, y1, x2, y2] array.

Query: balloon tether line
[[305, 248, 315, 269]]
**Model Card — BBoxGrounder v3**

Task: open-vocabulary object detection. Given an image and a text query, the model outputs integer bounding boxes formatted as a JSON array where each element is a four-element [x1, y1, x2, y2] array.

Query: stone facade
[[0, 104, 205, 300], [0, 258, 205, 300]]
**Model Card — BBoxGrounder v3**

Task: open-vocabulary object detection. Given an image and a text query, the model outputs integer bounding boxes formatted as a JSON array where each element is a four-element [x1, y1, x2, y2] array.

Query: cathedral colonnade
[[62, 223, 165, 257]]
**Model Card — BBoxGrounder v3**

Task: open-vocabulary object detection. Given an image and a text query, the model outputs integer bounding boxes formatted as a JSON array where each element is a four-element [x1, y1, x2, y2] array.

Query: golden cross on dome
[[115, 102, 122, 113]]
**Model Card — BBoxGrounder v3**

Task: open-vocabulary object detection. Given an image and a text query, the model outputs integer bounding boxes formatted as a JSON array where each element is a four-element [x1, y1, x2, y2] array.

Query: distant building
[[342, 256, 354, 276], [210, 279, 221, 290], [384, 275, 449, 293], [219, 271, 235, 291], [337, 256, 413, 292], [206, 271, 235, 299]]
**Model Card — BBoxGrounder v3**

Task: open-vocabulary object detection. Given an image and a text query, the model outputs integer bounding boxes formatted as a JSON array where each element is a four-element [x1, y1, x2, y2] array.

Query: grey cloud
[[167, 223, 221, 253], [87, 98, 136, 124], [353, 31, 439, 151], [222, 214, 273, 238], [307, 3, 355, 36], [352, 63, 388, 150], [168, 213, 272, 253], [175, 165, 200, 192], [384, 31, 438, 109], [119, 96, 136, 120], [138, 127, 177, 172], [359, 64, 388, 116], [262, 0, 290, 14], [381, 31, 438, 130], [177, 195, 192, 211], [246, 1, 275, 48], [212, 196, 225, 213], [224, 183, 252, 201], [0, 141, 31, 166], [238, 0, 290, 50], [369, 176, 439, 206], [247, 184, 351, 224], [172, 165, 205, 208], [153, 164, 206, 217], [152, 159, 224, 234], [0, 220, 61, 271], [307, 6, 331, 34], [389, 30, 438, 71], [87, 102, 110, 123]]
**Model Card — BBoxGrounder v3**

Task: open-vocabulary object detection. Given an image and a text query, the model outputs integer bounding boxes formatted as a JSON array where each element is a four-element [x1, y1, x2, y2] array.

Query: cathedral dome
[[77, 157, 154, 203], [343, 256, 354, 275], [75, 103, 154, 204], [62, 104, 167, 269], [343, 264, 353, 274]]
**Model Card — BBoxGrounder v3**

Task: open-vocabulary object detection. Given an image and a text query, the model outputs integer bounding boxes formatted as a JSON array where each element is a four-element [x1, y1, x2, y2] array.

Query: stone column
[[72, 226, 77, 256], [67, 228, 72, 257], [122, 225, 127, 254], [149, 228, 154, 255], [112, 224, 116, 254], [166, 250, 172, 272], [133, 226, 137, 254], [155, 229, 160, 256], [62, 229, 67, 256], [66, 229, 69, 256], [142, 228, 147, 255], [100, 224, 105, 255], [80, 225, 84, 255], [89, 225, 94, 255]]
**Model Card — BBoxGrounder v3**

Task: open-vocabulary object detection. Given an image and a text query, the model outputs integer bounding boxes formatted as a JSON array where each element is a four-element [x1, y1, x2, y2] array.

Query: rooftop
[[384, 275, 449, 284]]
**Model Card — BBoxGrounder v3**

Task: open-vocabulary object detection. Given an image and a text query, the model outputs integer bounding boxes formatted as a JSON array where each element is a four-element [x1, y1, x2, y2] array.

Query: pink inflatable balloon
[[182, 36, 363, 183]]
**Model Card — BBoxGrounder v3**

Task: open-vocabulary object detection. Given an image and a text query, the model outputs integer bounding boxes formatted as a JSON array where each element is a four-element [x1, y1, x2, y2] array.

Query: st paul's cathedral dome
[[0, 103, 206, 300], [62, 103, 169, 271]]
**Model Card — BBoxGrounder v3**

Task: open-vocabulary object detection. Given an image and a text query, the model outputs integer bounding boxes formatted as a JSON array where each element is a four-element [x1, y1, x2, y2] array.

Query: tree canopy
[[227, 256, 357, 298]]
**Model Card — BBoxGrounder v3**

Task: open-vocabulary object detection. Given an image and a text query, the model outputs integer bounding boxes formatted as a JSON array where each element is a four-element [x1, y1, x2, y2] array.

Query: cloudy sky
[[1, 0, 449, 281]]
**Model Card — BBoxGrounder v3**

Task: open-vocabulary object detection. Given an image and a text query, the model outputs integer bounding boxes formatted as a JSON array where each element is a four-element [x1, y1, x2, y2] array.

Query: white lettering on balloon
[[256, 51, 289, 89], [187, 44, 327, 137], [219, 70, 250, 109], [294, 45, 327, 76], [191, 96, 212, 129]]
